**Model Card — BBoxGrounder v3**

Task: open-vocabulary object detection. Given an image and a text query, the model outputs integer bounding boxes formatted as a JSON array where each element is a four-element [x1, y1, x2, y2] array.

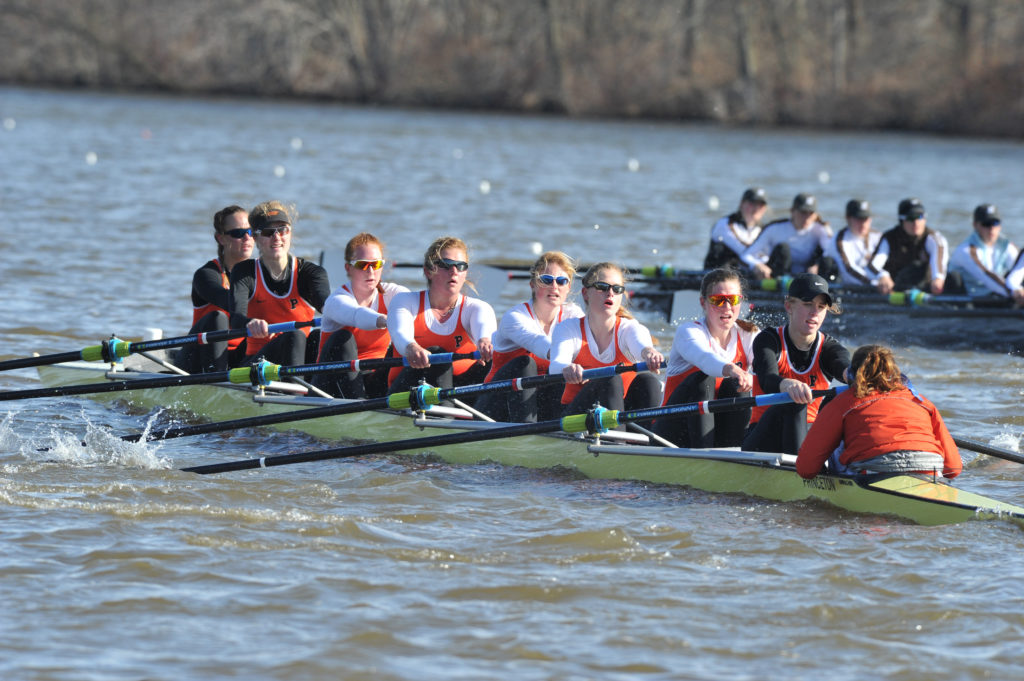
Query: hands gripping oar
[[1, 351, 481, 403], [125, 361, 658, 443], [180, 386, 845, 475], [0, 319, 321, 373]]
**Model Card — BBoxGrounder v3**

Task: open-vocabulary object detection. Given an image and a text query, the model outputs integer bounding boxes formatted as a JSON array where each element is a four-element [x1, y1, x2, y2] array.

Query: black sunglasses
[[432, 258, 469, 272], [587, 281, 625, 294], [222, 228, 253, 239], [257, 225, 291, 237]]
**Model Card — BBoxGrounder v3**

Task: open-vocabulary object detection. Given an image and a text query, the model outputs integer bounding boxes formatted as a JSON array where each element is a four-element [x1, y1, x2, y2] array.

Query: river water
[[1, 86, 1023, 680]]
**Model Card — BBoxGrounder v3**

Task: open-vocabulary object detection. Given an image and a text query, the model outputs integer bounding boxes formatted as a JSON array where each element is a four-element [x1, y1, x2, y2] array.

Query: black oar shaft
[[0, 371, 229, 402], [954, 437, 1024, 465], [182, 419, 561, 475], [0, 351, 85, 372]]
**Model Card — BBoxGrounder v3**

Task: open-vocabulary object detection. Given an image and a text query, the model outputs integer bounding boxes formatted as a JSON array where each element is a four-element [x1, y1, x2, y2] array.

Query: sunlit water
[[1, 86, 1024, 680]]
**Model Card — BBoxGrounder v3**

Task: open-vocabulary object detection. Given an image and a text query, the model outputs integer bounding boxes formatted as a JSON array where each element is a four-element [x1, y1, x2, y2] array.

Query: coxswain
[[740, 193, 835, 280], [476, 251, 584, 422], [176, 205, 253, 373], [796, 344, 962, 480], [703, 187, 768, 269], [653, 267, 759, 448], [743, 273, 850, 455], [228, 201, 331, 366], [386, 236, 496, 397], [867, 198, 960, 295], [315, 233, 409, 398], [825, 199, 882, 288], [549, 262, 663, 417], [949, 204, 1019, 298]]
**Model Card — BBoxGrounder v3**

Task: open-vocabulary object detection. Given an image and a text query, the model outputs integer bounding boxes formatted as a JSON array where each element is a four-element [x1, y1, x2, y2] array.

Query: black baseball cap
[[250, 206, 292, 231], [787, 272, 834, 306], [973, 203, 1001, 225], [898, 198, 925, 221], [792, 193, 817, 212], [741, 187, 768, 204], [846, 199, 871, 219]]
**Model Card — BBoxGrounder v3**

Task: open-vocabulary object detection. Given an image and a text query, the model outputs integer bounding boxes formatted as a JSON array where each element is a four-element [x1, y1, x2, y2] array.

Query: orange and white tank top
[[245, 256, 317, 357], [317, 284, 392, 362], [388, 291, 479, 382], [561, 317, 635, 405], [750, 326, 829, 424], [485, 302, 566, 382], [192, 258, 243, 351], [660, 326, 749, 406]]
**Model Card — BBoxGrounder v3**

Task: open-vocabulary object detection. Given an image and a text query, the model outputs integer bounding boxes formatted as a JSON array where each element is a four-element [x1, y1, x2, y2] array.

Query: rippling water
[[2, 86, 1024, 680]]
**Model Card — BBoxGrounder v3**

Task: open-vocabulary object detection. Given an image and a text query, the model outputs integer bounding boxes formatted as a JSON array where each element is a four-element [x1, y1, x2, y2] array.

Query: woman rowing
[[653, 268, 758, 447], [386, 236, 495, 396], [476, 251, 584, 422], [796, 344, 962, 480], [549, 262, 663, 417], [743, 272, 850, 455], [228, 201, 331, 366], [176, 205, 253, 373], [315, 232, 409, 398]]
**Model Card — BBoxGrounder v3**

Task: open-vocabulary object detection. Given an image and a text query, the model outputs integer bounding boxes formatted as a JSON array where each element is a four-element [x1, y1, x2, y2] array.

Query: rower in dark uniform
[[867, 197, 963, 295]]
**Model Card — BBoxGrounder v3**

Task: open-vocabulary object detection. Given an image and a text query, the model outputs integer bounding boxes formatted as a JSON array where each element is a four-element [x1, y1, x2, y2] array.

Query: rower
[[653, 267, 759, 448], [743, 273, 850, 456], [949, 204, 1019, 299], [228, 201, 331, 367], [315, 232, 410, 399], [867, 197, 962, 295], [796, 344, 962, 480], [549, 262, 663, 417], [386, 236, 496, 399], [703, 187, 768, 270], [825, 199, 883, 288], [476, 251, 584, 422], [739, 193, 836, 280], [176, 205, 253, 373]]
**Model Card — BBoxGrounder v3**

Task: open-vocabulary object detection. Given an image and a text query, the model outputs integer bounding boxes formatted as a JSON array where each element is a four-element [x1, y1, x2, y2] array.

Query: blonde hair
[[581, 262, 633, 320], [849, 344, 903, 398], [529, 251, 577, 301], [422, 236, 475, 292]]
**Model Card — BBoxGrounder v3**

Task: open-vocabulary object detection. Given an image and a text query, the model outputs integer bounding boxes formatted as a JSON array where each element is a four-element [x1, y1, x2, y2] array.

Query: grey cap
[[791, 193, 817, 212], [787, 272, 833, 306]]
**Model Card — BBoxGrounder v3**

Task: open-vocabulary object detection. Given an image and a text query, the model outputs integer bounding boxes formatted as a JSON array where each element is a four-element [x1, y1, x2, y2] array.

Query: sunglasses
[[222, 228, 253, 239], [536, 274, 570, 287], [432, 258, 469, 272], [348, 259, 385, 271], [707, 294, 743, 307], [587, 281, 625, 294], [257, 225, 291, 237]]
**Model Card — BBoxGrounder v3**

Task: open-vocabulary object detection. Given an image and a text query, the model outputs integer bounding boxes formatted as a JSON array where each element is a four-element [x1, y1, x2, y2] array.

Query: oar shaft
[[0, 370, 231, 402], [954, 436, 1024, 465], [0, 350, 85, 372]]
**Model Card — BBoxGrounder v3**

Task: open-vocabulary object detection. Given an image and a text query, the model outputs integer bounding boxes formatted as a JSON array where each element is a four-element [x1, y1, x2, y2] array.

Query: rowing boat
[[33, 357, 1024, 526]]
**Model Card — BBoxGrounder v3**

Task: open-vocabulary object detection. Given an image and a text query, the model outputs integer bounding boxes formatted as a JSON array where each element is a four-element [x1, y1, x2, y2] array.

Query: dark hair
[[212, 205, 247, 260], [849, 344, 903, 398]]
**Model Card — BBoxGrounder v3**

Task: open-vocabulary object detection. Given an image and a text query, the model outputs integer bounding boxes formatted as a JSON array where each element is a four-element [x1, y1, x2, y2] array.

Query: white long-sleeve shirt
[[708, 212, 762, 261], [741, 219, 833, 273], [826, 226, 883, 287], [493, 301, 585, 358], [949, 233, 1019, 297], [548, 315, 654, 375], [387, 290, 497, 356], [321, 281, 409, 333], [666, 319, 758, 379]]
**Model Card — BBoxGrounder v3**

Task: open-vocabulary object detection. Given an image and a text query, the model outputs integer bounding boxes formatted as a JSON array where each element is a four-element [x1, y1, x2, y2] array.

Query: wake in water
[[0, 408, 171, 470]]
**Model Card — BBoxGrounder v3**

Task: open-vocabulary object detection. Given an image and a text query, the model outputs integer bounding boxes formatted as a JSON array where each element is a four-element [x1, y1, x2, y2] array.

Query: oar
[[0, 351, 479, 403], [954, 436, 1024, 466], [392, 261, 706, 280], [125, 361, 659, 443], [0, 319, 321, 373], [181, 387, 842, 475]]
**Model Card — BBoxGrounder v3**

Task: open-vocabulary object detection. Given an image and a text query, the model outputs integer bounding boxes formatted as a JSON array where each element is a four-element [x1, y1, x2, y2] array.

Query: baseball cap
[[791, 193, 817, 213], [787, 272, 834, 306], [251, 206, 292, 231], [898, 198, 925, 221], [973, 203, 1001, 225], [845, 199, 871, 219], [741, 187, 768, 204]]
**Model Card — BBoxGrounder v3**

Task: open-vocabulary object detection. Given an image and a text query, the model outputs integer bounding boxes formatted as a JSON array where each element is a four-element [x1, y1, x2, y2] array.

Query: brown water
[[1, 86, 1024, 680]]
